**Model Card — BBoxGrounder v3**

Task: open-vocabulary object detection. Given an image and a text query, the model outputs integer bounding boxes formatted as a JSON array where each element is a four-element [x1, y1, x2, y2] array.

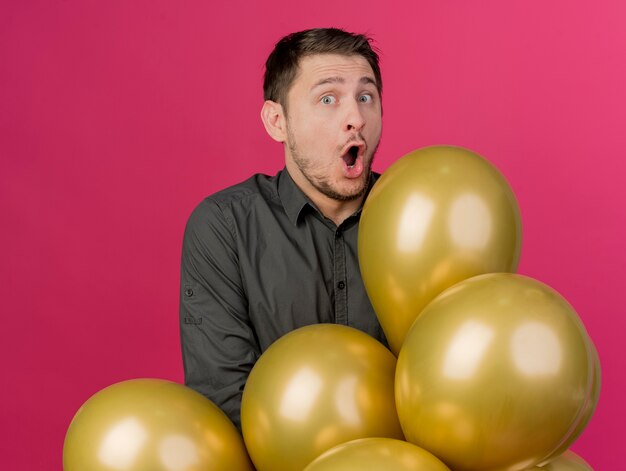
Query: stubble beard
[[287, 126, 379, 202]]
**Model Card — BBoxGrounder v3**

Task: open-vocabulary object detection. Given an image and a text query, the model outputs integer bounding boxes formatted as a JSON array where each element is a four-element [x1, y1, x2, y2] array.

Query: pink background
[[1, 1, 624, 469]]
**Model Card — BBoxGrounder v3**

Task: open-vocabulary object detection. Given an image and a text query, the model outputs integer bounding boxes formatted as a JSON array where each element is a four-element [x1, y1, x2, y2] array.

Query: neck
[[313, 194, 364, 226]]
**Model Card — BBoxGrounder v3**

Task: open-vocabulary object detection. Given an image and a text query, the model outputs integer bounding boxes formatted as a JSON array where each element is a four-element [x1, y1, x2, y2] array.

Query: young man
[[179, 28, 385, 429]]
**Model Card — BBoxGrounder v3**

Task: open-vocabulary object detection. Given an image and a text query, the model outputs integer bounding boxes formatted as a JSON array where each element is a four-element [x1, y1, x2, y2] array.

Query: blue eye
[[321, 96, 336, 104], [359, 94, 372, 103]]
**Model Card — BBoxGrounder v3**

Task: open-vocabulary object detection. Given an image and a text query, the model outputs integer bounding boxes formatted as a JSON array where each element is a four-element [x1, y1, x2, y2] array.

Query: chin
[[336, 182, 368, 201]]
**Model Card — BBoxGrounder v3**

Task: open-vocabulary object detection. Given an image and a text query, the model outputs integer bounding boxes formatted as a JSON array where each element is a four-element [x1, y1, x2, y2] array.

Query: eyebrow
[[311, 76, 377, 91]]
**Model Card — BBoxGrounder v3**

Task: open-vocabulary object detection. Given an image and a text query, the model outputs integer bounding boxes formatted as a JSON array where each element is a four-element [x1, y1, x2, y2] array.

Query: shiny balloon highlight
[[359, 145, 521, 354], [63, 379, 253, 471], [241, 324, 404, 471], [395, 274, 597, 471]]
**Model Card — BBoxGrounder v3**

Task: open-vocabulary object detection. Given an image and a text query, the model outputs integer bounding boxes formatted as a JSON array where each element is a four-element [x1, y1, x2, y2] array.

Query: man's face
[[283, 54, 382, 203]]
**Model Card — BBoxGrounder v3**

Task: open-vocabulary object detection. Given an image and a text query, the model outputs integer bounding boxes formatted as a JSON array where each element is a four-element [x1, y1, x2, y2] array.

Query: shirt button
[[335, 230, 342, 238], [337, 281, 346, 290], [185, 288, 194, 297]]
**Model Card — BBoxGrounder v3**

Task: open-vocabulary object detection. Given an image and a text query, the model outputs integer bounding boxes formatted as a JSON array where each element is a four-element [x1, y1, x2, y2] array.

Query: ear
[[260, 100, 287, 142]]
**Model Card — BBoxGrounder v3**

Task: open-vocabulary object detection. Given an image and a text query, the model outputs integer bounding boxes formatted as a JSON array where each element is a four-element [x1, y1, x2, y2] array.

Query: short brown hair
[[263, 28, 382, 111]]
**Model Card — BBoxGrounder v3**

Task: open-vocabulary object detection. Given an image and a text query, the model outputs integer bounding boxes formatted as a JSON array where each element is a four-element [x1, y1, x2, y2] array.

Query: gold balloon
[[63, 378, 253, 471], [395, 274, 595, 471], [528, 450, 593, 470], [303, 438, 451, 471], [539, 342, 601, 465], [241, 324, 404, 471], [359, 145, 521, 354]]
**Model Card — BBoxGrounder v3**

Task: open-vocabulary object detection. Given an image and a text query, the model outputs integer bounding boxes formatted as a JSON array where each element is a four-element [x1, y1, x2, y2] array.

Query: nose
[[345, 99, 365, 132]]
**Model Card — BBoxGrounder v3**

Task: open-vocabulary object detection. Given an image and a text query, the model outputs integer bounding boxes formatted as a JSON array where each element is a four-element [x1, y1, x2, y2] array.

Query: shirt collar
[[278, 168, 312, 226], [278, 167, 380, 226]]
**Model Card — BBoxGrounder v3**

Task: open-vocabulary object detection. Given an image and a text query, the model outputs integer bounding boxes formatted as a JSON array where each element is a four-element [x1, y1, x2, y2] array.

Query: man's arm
[[179, 198, 260, 430]]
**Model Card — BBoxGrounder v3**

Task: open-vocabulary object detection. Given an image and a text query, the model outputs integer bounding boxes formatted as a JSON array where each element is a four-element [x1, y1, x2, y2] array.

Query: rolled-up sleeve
[[179, 198, 260, 430]]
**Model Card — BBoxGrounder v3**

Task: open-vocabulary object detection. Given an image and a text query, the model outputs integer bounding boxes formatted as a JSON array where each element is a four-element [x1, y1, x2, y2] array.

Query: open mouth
[[342, 145, 360, 168]]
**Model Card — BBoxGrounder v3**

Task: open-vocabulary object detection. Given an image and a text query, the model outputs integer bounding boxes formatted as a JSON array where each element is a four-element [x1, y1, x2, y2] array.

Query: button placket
[[333, 229, 347, 324]]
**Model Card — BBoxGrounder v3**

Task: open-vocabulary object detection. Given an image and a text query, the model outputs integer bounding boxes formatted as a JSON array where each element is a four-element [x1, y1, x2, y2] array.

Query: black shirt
[[179, 168, 386, 429]]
